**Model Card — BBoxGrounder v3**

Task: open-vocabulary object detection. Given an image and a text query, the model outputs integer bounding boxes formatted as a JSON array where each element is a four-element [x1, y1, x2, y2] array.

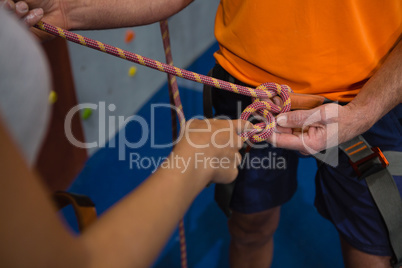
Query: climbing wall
[[68, 0, 219, 154]]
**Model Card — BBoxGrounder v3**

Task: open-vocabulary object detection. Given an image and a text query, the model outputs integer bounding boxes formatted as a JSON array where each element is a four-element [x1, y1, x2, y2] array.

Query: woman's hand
[[173, 118, 250, 184]]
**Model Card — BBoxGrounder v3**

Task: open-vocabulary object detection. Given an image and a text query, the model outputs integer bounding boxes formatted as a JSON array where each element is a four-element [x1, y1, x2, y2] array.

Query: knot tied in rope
[[240, 82, 291, 143]]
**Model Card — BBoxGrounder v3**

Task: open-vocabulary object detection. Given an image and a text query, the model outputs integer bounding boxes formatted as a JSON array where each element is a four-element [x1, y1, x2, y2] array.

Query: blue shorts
[[211, 64, 402, 256], [315, 104, 402, 256], [211, 65, 299, 213]]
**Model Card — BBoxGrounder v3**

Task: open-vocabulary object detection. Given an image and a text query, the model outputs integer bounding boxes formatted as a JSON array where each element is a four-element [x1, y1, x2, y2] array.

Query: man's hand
[[270, 38, 402, 155], [23, 0, 69, 40], [20, 0, 68, 27], [1, 0, 43, 26], [270, 103, 369, 155], [1, 0, 67, 40]]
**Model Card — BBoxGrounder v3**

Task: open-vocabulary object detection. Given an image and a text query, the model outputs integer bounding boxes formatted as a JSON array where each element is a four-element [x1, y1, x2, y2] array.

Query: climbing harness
[[53, 191, 97, 232], [339, 136, 402, 268]]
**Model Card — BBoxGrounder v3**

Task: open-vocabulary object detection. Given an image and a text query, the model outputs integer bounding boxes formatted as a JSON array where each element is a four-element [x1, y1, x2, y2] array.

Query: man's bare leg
[[340, 236, 392, 268], [229, 206, 280, 268]]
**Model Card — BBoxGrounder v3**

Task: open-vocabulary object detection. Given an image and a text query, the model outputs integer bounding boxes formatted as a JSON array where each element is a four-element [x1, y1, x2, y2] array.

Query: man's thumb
[[276, 109, 320, 128]]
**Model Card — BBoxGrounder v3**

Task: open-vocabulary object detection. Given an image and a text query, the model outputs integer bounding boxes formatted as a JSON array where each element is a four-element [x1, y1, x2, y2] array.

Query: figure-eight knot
[[240, 83, 291, 143]]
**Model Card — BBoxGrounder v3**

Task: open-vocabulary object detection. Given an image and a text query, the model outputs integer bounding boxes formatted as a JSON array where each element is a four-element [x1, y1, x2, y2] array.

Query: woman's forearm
[[0, 118, 244, 267], [78, 119, 244, 268], [80, 148, 210, 268]]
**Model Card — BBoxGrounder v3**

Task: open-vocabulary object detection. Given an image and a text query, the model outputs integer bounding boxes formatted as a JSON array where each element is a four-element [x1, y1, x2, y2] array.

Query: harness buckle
[[350, 146, 389, 179]]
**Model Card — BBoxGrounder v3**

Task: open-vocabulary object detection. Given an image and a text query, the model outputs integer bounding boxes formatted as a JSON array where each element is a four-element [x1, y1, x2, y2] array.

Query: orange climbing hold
[[125, 30, 135, 43]]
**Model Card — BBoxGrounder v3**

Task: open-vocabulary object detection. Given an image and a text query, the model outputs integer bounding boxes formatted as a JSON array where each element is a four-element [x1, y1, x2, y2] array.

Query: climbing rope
[[159, 20, 188, 268], [159, 20, 186, 130], [34, 21, 291, 143]]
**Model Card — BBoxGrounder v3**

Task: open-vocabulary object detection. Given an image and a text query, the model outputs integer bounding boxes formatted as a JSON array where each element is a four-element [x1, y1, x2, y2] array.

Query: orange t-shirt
[[214, 0, 402, 102]]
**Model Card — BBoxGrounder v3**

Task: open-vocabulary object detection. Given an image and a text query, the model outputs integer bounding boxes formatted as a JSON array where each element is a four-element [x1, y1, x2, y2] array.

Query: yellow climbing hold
[[128, 66, 137, 77], [48, 90, 57, 104]]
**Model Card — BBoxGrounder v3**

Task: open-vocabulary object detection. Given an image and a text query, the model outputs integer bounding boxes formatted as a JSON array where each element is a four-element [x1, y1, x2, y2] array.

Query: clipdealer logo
[[64, 102, 185, 160], [128, 151, 286, 173], [64, 101, 340, 169]]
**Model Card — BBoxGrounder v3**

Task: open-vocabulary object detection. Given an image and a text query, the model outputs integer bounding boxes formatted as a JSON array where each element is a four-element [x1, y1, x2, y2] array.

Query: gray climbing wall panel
[[68, 0, 219, 154]]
